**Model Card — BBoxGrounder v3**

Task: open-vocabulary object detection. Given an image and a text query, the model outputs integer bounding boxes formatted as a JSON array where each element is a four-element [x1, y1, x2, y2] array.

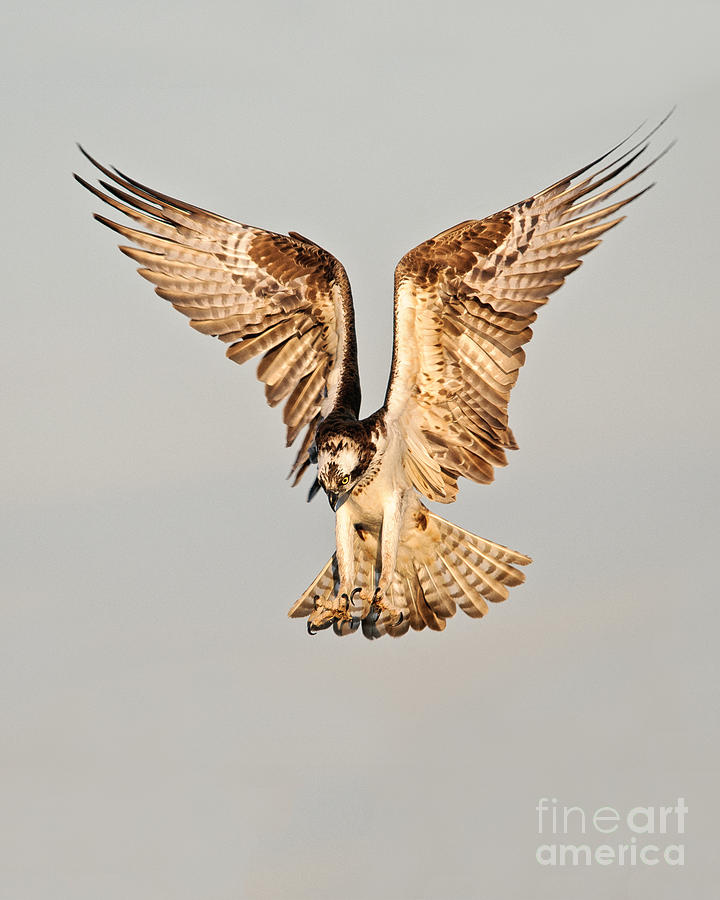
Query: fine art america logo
[[536, 798, 687, 867]]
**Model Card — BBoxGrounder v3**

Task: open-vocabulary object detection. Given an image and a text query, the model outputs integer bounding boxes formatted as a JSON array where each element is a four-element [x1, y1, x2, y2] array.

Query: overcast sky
[[3, 1, 719, 898]]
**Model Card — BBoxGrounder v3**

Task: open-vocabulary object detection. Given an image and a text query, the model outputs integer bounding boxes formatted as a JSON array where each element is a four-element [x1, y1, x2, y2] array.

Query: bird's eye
[[341, 475, 350, 485]]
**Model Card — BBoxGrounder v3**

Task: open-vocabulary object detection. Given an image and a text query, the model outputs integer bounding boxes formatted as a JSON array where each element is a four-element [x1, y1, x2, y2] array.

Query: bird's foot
[[370, 587, 404, 627], [307, 590, 360, 635], [346, 586, 373, 620]]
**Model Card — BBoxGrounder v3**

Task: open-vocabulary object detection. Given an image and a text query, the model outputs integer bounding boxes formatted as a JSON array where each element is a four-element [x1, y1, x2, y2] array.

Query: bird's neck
[[332, 376, 361, 419], [319, 407, 359, 435]]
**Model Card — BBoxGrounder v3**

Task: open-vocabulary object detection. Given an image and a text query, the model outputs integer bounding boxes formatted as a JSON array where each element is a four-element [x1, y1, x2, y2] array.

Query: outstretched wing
[[75, 150, 360, 486], [383, 119, 672, 503]]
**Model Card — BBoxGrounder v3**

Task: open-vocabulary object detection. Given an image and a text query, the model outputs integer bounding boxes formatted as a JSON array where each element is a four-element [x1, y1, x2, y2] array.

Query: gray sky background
[[3, 1, 719, 898]]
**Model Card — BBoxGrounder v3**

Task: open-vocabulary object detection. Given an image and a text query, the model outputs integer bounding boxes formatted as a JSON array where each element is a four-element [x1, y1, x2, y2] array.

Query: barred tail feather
[[411, 565, 450, 631], [424, 511, 531, 620], [288, 509, 531, 639], [288, 554, 339, 619]]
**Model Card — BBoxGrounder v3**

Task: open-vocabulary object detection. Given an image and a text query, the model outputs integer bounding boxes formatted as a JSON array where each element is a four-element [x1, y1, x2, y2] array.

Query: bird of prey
[[76, 118, 670, 639]]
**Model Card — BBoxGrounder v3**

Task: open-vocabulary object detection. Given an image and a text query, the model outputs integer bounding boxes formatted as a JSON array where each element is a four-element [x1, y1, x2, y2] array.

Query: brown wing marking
[[76, 149, 361, 485], [384, 117, 673, 502]]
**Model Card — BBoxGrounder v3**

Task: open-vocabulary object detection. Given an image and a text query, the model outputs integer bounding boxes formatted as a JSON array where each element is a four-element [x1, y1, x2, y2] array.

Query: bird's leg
[[372, 493, 405, 625], [334, 502, 357, 615], [336, 507, 376, 619], [308, 504, 357, 629]]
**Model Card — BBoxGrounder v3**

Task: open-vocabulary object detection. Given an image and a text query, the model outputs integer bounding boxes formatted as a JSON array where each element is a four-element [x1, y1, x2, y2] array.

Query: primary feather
[[383, 116, 673, 502], [75, 147, 361, 485]]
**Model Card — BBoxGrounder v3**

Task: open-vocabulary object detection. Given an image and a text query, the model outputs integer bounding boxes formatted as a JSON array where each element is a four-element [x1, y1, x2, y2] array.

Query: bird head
[[315, 437, 370, 510]]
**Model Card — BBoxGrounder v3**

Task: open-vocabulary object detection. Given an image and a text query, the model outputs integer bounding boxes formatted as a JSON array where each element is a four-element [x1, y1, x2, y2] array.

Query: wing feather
[[384, 119, 672, 501], [76, 150, 361, 484]]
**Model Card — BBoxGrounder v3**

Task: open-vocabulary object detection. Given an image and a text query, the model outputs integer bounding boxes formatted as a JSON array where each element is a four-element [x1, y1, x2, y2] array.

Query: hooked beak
[[326, 489, 351, 512]]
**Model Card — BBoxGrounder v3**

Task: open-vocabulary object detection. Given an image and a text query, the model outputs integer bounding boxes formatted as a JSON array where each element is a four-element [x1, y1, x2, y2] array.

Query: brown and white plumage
[[385, 120, 671, 502], [76, 117, 671, 639], [75, 148, 361, 486]]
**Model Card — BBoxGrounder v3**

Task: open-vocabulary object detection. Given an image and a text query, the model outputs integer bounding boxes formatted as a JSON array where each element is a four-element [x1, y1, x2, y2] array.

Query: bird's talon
[[369, 589, 404, 627]]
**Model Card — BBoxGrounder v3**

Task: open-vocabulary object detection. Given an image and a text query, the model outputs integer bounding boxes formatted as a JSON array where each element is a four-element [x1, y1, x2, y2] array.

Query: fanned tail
[[288, 508, 530, 640], [410, 512, 530, 628]]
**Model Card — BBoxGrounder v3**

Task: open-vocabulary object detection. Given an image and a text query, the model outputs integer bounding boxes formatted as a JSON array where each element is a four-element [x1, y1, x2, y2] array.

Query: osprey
[[76, 119, 670, 639]]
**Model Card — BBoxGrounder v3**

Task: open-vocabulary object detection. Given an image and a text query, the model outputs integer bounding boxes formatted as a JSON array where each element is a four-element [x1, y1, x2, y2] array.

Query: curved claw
[[369, 588, 404, 628], [333, 616, 361, 636]]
